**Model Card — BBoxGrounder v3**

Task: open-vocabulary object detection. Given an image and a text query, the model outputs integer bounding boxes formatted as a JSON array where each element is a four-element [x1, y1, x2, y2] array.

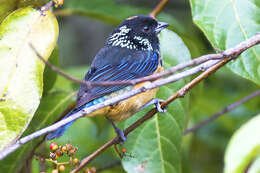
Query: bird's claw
[[139, 98, 167, 113], [107, 117, 127, 144], [154, 98, 167, 113], [115, 128, 127, 144]]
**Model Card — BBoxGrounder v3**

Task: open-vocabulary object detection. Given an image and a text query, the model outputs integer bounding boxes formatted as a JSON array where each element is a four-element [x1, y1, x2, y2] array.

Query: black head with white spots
[[107, 15, 169, 51]]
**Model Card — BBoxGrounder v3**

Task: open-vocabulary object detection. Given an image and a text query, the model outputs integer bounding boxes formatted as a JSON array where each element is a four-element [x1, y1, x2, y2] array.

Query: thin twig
[[1, 33, 259, 162], [30, 43, 223, 87], [30, 44, 90, 88], [183, 90, 260, 135], [150, 0, 169, 18]]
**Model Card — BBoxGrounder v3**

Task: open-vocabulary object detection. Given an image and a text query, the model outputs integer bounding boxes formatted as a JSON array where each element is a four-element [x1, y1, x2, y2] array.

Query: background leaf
[[189, 0, 260, 85], [224, 114, 260, 173], [120, 29, 190, 173], [0, 7, 58, 152]]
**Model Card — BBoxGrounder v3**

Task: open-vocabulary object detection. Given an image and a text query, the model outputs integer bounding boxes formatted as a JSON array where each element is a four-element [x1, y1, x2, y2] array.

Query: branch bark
[[30, 43, 223, 87], [150, 0, 169, 18]]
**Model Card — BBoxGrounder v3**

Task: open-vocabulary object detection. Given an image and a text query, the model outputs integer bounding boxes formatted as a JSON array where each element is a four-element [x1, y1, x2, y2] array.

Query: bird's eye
[[143, 26, 150, 32]]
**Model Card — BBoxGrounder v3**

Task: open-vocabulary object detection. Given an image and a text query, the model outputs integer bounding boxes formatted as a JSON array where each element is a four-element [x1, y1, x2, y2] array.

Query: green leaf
[[248, 155, 260, 173], [224, 114, 260, 173], [0, 7, 58, 152], [0, 0, 16, 23], [121, 29, 190, 173], [0, 90, 75, 172], [189, 0, 260, 85]]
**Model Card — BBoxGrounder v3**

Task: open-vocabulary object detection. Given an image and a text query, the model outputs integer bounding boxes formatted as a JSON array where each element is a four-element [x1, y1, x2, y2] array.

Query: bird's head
[[107, 15, 169, 51]]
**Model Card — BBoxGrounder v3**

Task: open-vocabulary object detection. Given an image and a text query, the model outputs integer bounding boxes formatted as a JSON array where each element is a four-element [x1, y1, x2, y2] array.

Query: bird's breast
[[86, 65, 163, 121]]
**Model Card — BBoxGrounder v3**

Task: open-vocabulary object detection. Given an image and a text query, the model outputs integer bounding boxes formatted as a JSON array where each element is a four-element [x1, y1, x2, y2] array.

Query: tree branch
[[183, 90, 260, 135], [0, 33, 259, 164], [30, 43, 223, 87], [150, 0, 169, 18]]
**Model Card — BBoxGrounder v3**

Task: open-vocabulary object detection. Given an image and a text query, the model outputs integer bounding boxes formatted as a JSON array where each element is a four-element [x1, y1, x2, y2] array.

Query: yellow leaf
[[0, 7, 59, 152]]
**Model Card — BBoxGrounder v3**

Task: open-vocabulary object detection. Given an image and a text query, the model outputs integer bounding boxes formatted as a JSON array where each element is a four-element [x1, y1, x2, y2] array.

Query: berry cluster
[[47, 142, 79, 173]]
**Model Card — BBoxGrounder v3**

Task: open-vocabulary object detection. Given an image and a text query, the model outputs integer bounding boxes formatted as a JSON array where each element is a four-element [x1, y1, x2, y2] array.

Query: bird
[[46, 15, 169, 141]]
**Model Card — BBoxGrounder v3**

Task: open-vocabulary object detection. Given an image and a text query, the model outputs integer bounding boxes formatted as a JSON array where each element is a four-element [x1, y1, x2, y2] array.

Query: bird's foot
[[107, 117, 127, 144], [139, 98, 167, 113], [115, 127, 127, 144]]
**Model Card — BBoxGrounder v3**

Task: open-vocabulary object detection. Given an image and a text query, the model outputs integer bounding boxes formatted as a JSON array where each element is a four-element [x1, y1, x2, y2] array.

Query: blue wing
[[76, 48, 160, 108]]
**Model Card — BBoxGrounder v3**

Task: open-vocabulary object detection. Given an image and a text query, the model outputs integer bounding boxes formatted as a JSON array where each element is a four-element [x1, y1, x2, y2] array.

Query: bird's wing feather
[[76, 48, 160, 108]]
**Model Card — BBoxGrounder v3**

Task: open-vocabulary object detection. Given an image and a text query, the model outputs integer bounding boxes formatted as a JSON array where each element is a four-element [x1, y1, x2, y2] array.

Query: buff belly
[[85, 66, 163, 122]]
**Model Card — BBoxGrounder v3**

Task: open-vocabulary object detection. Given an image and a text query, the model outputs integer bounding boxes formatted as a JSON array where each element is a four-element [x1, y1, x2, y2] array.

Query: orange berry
[[121, 148, 127, 153], [61, 146, 67, 152], [90, 167, 96, 173], [50, 142, 58, 151], [59, 165, 65, 172]]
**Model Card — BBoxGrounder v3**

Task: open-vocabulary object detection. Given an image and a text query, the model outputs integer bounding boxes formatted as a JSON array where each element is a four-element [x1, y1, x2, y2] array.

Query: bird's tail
[[46, 98, 103, 140], [46, 108, 78, 140]]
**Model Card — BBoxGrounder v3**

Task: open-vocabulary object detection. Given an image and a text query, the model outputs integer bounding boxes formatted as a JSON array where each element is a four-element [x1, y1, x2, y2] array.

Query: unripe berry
[[73, 158, 79, 165], [50, 142, 58, 151], [52, 169, 58, 173], [59, 165, 65, 172]]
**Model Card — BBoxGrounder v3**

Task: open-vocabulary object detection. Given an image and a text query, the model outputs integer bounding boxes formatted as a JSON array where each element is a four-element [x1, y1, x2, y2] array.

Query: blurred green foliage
[[0, 0, 259, 173]]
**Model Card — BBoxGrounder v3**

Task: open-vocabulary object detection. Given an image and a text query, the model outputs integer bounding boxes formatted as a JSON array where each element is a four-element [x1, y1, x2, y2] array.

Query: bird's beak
[[155, 22, 169, 34]]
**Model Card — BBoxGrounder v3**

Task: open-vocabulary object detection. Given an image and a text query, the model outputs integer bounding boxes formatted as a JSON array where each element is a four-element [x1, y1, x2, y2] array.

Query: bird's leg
[[139, 98, 167, 113], [106, 117, 127, 143]]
